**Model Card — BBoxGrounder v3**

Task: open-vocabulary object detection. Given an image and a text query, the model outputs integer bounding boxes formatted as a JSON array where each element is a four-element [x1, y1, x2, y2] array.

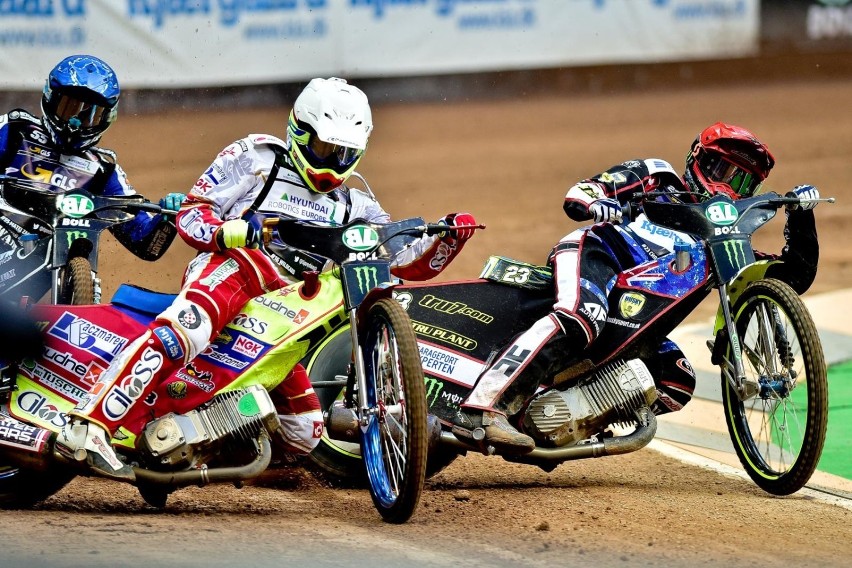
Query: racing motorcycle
[[0, 215, 447, 523], [309, 191, 832, 496], [0, 175, 170, 304]]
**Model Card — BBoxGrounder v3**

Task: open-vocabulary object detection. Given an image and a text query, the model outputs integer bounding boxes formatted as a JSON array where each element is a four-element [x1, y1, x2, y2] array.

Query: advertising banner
[[0, 0, 759, 89], [762, 0, 852, 53]]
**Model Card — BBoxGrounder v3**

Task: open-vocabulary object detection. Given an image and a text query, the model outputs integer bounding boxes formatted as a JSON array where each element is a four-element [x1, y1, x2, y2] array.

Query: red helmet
[[683, 122, 775, 201]]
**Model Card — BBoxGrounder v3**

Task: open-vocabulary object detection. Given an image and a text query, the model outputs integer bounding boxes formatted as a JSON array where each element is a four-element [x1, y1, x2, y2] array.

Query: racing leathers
[[461, 158, 818, 418], [68, 133, 472, 456], [0, 109, 177, 266]]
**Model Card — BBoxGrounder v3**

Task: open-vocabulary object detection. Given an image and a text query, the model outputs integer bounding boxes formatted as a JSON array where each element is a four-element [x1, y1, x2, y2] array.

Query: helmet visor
[[49, 93, 114, 131], [699, 153, 762, 197], [306, 135, 363, 168]]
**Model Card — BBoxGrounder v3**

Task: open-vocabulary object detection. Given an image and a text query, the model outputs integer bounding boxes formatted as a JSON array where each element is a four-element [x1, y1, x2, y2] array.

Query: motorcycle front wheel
[[359, 298, 427, 524], [722, 278, 828, 495], [57, 257, 95, 305]]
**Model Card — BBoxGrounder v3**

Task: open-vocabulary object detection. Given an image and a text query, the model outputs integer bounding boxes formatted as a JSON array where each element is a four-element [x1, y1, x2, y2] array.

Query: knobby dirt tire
[[721, 278, 828, 495], [360, 298, 427, 523], [57, 257, 95, 305]]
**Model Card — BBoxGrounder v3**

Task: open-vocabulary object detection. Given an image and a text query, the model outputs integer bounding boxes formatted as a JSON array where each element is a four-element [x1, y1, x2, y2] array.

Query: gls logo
[[21, 164, 79, 190], [101, 347, 163, 421]]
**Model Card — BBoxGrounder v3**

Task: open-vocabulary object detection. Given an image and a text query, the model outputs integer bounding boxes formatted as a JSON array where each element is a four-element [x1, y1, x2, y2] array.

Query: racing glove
[[159, 192, 186, 212], [589, 198, 623, 224], [785, 185, 820, 211], [215, 219, 258, 250], [438, 212, 477, 242]]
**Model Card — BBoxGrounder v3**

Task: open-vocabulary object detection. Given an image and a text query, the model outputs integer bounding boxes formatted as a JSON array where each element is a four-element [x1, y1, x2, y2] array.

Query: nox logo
[[353, 265, 379, 293]]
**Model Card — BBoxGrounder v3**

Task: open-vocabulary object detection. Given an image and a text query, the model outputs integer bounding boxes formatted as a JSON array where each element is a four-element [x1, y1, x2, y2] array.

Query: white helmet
[[287, 77, 373, 193]]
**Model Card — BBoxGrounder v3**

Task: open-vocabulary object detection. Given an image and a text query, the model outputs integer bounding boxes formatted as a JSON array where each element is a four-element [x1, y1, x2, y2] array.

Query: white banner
[[0, 0, 759, 89]]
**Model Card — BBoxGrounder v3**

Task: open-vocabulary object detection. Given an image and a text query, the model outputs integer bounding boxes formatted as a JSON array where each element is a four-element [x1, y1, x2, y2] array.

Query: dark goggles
[[47, 92, 115, 131], [698, 153, 762, 196], [305, 135, 363, 168]]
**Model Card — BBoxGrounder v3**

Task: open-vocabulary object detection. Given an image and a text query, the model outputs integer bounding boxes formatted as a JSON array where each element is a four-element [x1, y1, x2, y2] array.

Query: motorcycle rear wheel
[[359, 298, 427, 523], [0, 464, 75, 509], [722, 278, 828, 495], [57, 257, 95, 305]]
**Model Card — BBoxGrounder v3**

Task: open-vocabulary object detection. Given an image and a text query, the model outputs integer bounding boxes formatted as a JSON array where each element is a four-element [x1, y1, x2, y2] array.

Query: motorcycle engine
[[139, 385, 280, 469], [523, 358, 656, 447]]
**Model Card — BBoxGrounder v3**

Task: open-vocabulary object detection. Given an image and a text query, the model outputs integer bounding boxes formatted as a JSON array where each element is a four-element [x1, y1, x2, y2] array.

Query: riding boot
[[55, 419, 136, 482]]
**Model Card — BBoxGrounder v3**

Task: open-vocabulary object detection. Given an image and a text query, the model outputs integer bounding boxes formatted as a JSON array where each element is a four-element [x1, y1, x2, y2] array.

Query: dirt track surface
[[3, 59, 852, 567]]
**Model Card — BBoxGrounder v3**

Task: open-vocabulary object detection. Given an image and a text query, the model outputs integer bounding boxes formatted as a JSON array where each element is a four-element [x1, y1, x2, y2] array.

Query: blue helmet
[[41, 55, 120, 151]]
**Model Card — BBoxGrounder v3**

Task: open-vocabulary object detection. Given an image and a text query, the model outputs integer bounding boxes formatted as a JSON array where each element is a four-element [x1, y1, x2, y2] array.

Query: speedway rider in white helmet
[[57, 77, 478, 480]]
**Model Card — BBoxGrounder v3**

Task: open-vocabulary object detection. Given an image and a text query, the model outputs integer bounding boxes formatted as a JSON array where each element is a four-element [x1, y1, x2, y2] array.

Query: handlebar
[[259, 217, 485, 263], [617, 190, 835, 225]]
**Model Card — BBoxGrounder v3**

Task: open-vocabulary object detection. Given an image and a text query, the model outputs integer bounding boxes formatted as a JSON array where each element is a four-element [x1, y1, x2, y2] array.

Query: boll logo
[[342, 225, 379, 251], [58, 194, 94, 218], [705, 203, 738, 226]]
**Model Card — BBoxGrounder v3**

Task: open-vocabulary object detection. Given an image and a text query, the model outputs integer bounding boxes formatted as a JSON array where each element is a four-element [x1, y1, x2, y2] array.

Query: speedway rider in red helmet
[[57, 77, 477, 480], [452, 122, 821, 454]]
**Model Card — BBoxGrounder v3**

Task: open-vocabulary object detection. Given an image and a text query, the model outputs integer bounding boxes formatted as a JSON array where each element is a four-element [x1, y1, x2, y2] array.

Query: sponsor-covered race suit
[[72, 134, 470, 454], [0, 109, 177, 264], [462, 158, 818, 417]]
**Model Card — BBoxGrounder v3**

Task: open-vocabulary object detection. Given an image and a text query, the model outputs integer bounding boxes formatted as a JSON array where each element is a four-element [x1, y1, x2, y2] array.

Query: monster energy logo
[[424, 375, 444, 407], [66, 230, 87, 247], [353, 265, 379, 293], [723, 240, 748, 266]]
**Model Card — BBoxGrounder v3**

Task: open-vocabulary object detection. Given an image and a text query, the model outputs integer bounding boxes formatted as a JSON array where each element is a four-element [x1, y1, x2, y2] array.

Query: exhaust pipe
[[133, 433, 273, 488], [440, 407, 657, 463]]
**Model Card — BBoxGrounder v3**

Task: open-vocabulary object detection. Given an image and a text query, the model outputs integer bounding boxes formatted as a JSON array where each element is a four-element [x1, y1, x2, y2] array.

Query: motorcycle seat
[[111, 283, 177, 319]]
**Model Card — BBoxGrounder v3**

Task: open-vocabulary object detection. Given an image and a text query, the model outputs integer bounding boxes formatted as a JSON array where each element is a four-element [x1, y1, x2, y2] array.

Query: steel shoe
[[55, 420, 136, 483], [481, 411, 535, 455], [451, 409, 535, 455]]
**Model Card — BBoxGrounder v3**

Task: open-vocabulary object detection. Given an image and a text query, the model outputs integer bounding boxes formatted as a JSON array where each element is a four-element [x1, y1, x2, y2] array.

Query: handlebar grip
[[620, 201, 633, 223]]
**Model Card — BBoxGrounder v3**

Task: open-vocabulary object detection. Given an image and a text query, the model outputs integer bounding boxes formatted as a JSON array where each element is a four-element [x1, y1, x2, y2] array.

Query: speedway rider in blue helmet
[[0, 54, 184, 270], [452, 122, 821, 454]]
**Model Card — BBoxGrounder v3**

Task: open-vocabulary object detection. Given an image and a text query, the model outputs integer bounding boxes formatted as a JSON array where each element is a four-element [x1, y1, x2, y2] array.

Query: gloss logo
[[101, 347, 163, 421], [16, 390, 69, 429]]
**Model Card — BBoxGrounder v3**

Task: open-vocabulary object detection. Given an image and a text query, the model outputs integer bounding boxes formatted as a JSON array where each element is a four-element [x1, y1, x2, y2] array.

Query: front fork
[[347, 308, 373, 427], [716, 283, 760, 400]]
